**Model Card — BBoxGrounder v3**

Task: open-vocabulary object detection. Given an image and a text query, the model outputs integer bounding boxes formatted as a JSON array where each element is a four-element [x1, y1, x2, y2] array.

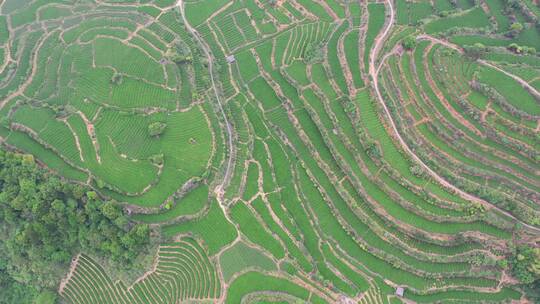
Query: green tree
[[149, 154, 164, 166], [0, 150, 151, 301], [148, 122, 167, 137], [101, 201, 122, 220], [35, 290, 57, 304], [508, 43, 522, 53], [402, 35, 417, 50], [464, 43, 487, 60], [509, 22, 524, 38], [510, 245, 540, 284], [410, 164, 424, 177], [303, 42, 324, 63], [111, 73, 123, 85]]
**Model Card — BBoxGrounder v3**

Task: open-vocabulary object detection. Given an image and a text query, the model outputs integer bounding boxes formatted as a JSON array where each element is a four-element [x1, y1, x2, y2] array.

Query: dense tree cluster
[[0, 151, 150, 302], [510, 245, 540, 285]]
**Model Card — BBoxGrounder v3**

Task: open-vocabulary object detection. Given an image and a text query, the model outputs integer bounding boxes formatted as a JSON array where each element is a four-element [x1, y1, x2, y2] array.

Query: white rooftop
[[226, 55, 236, 63]]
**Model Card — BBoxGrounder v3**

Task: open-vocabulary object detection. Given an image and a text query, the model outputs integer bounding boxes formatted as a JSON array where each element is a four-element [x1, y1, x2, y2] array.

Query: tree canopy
[[148, 122, 167, 137], [402, 35, 417, 50], [0, 150, 150, 302], [510, 245, 540, 285]]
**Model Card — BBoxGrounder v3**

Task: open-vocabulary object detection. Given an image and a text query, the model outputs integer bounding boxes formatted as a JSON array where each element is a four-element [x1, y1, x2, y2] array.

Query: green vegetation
[[226, 272, 314, 304], [162, 200, 237, 255], [365, 4, 386, 69], [148, 122, 167, 137], [219, 241, 276, 282], [1, 3, 215, 208], [2, 0, 539, 303], [0, 150, 149, 301], [510, 245, 540, 285], [425, 7, 491, 34], [60, 238, 220, 303], [402, 35, 417, 50], [230, 202, 285, 259]]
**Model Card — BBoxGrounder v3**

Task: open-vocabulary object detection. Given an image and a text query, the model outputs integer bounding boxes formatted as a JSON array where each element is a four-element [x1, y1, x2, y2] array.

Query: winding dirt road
[[176, 0, 240, 245], [369, 0, 540, 234], [177, 1, 235, 200]]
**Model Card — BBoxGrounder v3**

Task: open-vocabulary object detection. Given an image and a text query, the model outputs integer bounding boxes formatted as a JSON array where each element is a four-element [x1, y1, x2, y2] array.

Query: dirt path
[[0, 43, 13, 74], [177, 12, 242, 303], [77, 111, 101, 164], [178, 0, 235, 218], [370, 0, 540, 234], [58, 254, 81, 294], [63, 119, 85, 162], [0, 17, 13, 74]]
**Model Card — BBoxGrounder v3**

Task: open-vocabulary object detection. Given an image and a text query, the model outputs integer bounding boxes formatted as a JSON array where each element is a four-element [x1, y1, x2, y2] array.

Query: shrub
[[463, 43, 487, 60], [303, 42, 325, 64], [439, 10, 450, 18], [150, 153, 164, 165], [148, 122, 167, 137], [364, 140, 381, 158], [507, 22, 523, 38], [402, 35, 417, 50], [410, 164, 425, 177], [510, 245, 540, 284], [508, 43, 536, 55], [111, 73, 123, 85], [510, 22, 523, 32]]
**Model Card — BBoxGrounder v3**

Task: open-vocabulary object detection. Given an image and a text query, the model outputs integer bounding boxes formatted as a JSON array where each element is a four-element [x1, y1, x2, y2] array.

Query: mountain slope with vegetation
[[0, 0, 539, 303]]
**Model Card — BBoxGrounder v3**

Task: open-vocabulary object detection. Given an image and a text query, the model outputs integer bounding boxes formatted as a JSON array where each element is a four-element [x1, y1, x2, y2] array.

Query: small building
[[395, 286, 405, 297], [225, 54, 236, 63]]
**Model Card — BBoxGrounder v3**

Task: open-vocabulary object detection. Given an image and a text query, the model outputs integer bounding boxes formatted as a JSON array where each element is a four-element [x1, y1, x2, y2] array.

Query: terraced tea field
[[60, 238, 220, 303], [0, 0, 220, 208], [1, 0, 539, 303]]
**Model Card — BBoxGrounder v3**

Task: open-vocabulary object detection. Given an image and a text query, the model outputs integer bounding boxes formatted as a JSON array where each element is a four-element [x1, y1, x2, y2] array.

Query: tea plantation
[[0, 0, 539, 303]]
